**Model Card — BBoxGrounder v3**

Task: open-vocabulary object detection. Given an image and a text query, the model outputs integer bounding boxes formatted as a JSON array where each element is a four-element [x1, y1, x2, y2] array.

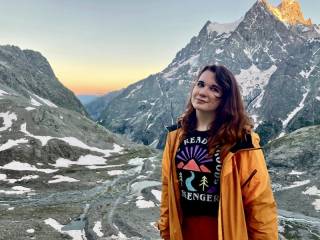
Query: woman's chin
[[195, 108, 216, 114]]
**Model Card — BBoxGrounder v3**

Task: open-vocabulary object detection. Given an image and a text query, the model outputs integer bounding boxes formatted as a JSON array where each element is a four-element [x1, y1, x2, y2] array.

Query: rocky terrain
[[265, 125, 320, 239], [0, 46, 163, 239], [0, 87, 162, 239]]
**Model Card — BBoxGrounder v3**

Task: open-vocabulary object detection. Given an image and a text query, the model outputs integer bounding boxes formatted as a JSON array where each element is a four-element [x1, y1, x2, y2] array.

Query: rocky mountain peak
[[0, 45, 88, 116], [264, 0, 312, 25]]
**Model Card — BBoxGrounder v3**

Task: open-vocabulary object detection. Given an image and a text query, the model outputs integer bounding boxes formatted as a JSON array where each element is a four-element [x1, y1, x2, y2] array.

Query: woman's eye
[[210, 87, 219, 92], [197, 81, 204, 87]]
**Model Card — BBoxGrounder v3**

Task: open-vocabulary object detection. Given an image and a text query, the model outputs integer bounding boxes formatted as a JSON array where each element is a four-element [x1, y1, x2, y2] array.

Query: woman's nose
[[198, 86, 208, 96]]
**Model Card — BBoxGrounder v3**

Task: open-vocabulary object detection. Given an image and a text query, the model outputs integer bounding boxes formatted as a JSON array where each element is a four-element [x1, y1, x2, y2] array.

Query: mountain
[[77, 95, 99, 105], [85, 89, 124, 120], [264, 0, 312, 25], [264, 125, 320, 238], [0, 45, 88, 117], [0, 46, 161, 239], [98, 0, 320, 148]]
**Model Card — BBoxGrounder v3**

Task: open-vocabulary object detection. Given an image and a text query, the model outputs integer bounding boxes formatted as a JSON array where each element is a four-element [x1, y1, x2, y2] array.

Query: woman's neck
[[195, 110, 215, 131]]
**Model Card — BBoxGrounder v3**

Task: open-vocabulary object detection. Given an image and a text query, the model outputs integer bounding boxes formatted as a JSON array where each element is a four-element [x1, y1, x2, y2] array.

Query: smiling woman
[[157, 64, 278, 240]]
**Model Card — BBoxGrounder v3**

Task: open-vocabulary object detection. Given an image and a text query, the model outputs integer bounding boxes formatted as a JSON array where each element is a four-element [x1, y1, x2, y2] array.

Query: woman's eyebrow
[[210, 84, 221, 89], [198, 80, 221, 89]]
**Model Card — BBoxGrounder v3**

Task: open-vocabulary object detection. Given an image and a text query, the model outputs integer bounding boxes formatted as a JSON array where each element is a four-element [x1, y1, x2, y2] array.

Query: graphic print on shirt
[[185, 171, 197, 191], [175, 131, 222, 216]]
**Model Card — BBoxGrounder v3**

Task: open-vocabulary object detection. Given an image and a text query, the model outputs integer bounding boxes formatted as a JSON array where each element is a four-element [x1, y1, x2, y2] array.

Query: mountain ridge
[[0, 44, 88, 117]]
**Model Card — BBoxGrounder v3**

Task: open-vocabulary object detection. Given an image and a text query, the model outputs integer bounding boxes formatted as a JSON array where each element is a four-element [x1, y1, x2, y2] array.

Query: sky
[[0, 0, 319, 95]]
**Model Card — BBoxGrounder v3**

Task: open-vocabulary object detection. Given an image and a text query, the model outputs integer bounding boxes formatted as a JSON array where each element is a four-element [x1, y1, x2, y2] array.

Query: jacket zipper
[[241, 169, 257, 189]]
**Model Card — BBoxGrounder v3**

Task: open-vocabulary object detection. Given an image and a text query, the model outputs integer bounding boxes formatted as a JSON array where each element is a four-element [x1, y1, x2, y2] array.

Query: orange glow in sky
[[51, 61, 165, 95]]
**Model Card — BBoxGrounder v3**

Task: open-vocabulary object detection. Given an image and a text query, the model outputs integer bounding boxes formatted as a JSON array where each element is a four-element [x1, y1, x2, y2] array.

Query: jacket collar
[[165, 123, 261, 153], [165, 122, 181, 132]]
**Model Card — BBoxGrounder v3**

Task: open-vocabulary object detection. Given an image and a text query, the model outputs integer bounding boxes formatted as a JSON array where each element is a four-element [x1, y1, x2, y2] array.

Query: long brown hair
[[177, 64, 253, 159]]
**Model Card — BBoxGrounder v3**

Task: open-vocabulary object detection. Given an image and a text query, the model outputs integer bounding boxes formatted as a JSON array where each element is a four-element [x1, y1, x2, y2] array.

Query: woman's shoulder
[[165, 123, 183, 144], [230, 130, 261, 153], [165, 123, 181, 132], [250, 131, 261, 147], [165, 122, 182, 133]]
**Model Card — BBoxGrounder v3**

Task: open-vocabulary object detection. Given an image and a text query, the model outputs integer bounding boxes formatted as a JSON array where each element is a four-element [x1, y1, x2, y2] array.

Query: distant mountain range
[[84, 89, 124, 120], [77, 95, 99, 105]]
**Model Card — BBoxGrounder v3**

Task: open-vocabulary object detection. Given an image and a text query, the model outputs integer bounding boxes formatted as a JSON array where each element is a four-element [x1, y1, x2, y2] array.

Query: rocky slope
[[85, 89, 124, 121], [0, 46, 164, 239], [264, 125, 320, 239], [0, 45, 88, 116], [0, 84, 163, 239]]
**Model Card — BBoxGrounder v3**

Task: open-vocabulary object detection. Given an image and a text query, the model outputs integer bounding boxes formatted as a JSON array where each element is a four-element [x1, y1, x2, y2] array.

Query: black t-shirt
[[175, 130, 222, 217]]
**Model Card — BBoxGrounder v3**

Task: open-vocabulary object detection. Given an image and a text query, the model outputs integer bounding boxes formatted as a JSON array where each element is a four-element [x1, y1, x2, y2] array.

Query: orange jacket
[[157, 126, 278, 240]]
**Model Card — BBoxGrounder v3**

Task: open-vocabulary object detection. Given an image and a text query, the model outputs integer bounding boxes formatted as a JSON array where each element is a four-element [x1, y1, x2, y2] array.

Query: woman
[[157, 64, 278, 239]]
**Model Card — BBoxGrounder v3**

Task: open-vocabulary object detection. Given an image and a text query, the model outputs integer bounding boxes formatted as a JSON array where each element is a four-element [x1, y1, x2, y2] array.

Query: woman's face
[[191, 70, 223, 115]]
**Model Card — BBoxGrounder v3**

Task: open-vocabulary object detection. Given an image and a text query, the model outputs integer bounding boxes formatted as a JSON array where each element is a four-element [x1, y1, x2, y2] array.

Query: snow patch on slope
[[207, 18, 242, 35], [93, 221, 104, 237], [48, 175, 80, 183], [30, 97, 42, 106], [303, 186, 320, 211], [0, 174, 39, 184], [299, 65, 316, 78], [45, 218, 87, 240], [0, 111, 17, 132], [33, 94, 58, 108], [0, 186, 33, 195], [163, 54, 199, 80], [20, 122, 123, 157], [236, 64, 277, 98], [0, 161, 58, 173], [125, 84, 142, 99], [0, 89, 9, 96], [281, 87, 310, 129], [0, 138, 29, 152]]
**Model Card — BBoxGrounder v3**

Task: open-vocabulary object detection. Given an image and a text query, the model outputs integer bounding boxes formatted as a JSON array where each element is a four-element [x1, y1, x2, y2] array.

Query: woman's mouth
[[196, 98, 207, 103]]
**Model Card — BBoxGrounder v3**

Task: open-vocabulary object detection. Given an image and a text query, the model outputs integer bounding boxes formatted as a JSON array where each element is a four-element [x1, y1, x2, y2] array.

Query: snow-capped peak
[[206, 17, 243, 35]]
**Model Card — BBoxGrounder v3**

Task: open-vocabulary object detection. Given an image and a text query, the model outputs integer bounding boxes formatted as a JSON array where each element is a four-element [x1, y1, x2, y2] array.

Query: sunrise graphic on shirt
[[176, 145, 213, 173]]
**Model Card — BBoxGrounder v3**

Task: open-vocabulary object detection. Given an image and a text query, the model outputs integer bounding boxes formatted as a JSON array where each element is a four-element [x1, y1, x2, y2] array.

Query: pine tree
[[179, 172, 183, 186], [199, 176, 209, 191]]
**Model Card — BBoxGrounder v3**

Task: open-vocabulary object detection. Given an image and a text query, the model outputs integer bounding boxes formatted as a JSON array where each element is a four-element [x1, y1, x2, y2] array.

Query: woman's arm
[[157, 134, 171, 239], [241, 146, 278, 240]]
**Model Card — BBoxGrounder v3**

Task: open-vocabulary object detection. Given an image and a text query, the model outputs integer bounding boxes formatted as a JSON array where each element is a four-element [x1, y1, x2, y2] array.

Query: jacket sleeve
[[241, 136, 278, 239], [157, 133, 171, 239]]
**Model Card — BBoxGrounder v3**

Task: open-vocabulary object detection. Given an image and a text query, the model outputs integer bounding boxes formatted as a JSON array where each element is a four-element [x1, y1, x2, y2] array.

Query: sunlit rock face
[[264, 0, 312, 26]]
